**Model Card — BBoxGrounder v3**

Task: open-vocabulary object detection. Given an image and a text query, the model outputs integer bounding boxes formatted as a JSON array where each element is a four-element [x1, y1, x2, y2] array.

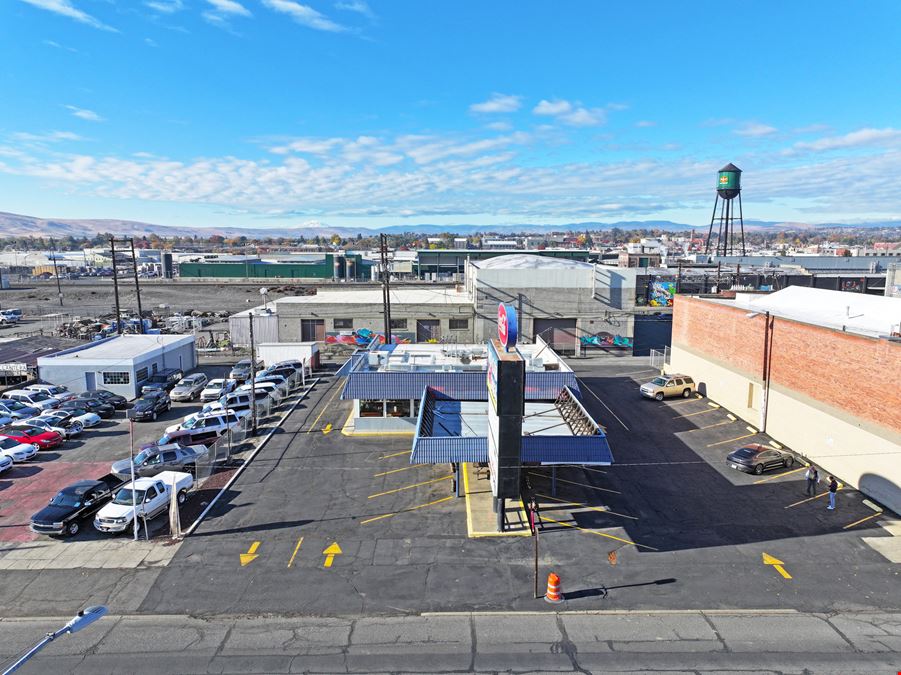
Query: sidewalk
[[462, 462, 531, 537]]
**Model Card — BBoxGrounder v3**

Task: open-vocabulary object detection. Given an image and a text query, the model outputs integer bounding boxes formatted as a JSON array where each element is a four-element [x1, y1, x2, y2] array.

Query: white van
[[2, 389, 60, 410]]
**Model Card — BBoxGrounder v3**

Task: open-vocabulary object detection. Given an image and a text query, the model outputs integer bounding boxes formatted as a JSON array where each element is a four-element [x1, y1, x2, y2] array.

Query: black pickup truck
[[30, 474, 126, 537]]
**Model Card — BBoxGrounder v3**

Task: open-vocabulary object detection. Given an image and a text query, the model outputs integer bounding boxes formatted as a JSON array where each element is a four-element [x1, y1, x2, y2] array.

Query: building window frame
[[135, 367, 149, 383], [102, 371, 131, 385], [333, 318, 354, 330], [449, 318, 469, 330], [389, 318, 407, 330]]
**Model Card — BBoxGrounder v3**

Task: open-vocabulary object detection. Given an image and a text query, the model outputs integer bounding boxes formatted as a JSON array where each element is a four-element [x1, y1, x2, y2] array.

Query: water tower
[[704, 163, 746, 256]]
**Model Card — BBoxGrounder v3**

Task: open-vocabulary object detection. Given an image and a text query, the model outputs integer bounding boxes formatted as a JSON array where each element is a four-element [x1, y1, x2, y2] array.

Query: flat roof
[[0, 336, 85, 367], [274, 287, 471, 306], [367, 342, 572, 373], [708, 286, 901, 337], [38, 334, 195, 365]]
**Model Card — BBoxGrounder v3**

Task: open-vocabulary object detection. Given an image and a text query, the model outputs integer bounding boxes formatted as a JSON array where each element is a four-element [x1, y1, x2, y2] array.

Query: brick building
[[670, 286, 901, 514]]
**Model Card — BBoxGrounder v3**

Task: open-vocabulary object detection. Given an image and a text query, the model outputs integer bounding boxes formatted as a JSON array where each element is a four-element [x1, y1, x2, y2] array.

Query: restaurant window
[[386, 400, 411, 417], [334, 318, 353, 329], [359, 400, 385, 417]]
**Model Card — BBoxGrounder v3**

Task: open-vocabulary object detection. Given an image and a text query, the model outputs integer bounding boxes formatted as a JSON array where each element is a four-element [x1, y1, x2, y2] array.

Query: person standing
[[805, 466, 819, 496], [826, 475, 838, 510]]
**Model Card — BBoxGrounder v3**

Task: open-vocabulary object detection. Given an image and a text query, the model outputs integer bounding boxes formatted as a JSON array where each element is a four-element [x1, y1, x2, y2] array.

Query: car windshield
[[181, 416, 201, 429], [207, 379, 224, 388], [50, 492, 82, 508], [3, 401, 26, 411], [651, 377, 667, 386], [0, 438, 19, 449], [235, 361, 250, 368], [133, 449, 153, 464], [733, 447, 759, 459], [28, 392, 50, 402], [112, 488, 146, 505]]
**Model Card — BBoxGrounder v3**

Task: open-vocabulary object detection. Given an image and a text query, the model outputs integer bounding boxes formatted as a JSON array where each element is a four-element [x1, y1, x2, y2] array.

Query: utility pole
[[128, 239, 145, 333], [49, 237, 63, 306], [248, 312, 258, 436], [379, 234, 392, 345], [110, 238, 122, 334]]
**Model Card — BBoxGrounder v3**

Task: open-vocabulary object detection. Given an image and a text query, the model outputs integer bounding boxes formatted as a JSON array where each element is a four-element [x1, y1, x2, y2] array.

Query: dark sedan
[[129, 391, 171, 422], [74, 390, 128, 410], [30, 476, 124, 536], [727, 444, 795, 475], [58, 398, 116, 419]]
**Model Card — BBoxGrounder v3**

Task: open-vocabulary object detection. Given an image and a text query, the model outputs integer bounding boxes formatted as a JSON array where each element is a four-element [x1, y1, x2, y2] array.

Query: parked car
[[140, 368, 184, 395], [42, 408, 102, 430], [639, 374, 696, 401], [57, 398, 116, 419], [74, 390, 128, 410], [727, 444, 795, 475], [0, 425, 63, 450], [1, 389, 60, 411], [25, 384, 76, 402], [0, 400, 41, 420], [169, 373, 209, 402], [0, 311, 20, 325], [0, 453, 12, 473], [164, 409, 245, 442], [0, 436, 38, 462], [13, 418, 69, 439], [129, 390, 171, 422], [111, 443, 207, 480], [254, 373, 290, 395], [205, 391, 257, 417], [229, 359, 263, 383], [94, 471, 193, 534], [200, 378, 237, 402], [0, 412, 14, 427], [30, 474, 126, 537]]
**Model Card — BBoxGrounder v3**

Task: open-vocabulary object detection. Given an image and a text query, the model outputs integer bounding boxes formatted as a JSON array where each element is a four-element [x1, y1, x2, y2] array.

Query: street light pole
[[2, 606, 108, 675], [248, 312, 258, 436]]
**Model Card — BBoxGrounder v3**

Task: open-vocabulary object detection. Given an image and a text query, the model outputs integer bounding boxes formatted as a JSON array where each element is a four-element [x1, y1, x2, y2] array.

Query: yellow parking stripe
[[538, 513, 657, 551], [842, 512, 882, 530], [287, 537, 304, 568], [753, 466, 806, 484], [685, 419, 734, 432], [676, 408, 719, 418], [377, 450, 409, 460], [368, 474, 453, 499], [785, 486, 843, 509], [536, 493, 638, 520], [373, 465, 423, 477], [707, 432, 756, 447], [527, 471, 621, 494], [361, 495, 454, 525]]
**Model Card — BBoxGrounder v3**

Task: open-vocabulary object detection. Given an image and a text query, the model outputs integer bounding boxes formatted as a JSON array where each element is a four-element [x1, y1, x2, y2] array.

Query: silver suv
[[640, 374, 696, 401]]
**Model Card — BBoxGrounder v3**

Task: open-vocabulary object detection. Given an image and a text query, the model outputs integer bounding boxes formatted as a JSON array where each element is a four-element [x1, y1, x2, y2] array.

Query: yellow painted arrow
[[762, 552, 792, 579], [240, 541, 261, 567], [323, 542, 342, 568], [322, 423, 333, 434]]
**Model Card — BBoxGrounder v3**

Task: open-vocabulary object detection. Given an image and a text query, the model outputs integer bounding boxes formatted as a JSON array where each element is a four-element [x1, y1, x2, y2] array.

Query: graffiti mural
[[647, 280, 676, 307], [580, 333, 633, 349], [325, 327, 412, 345]]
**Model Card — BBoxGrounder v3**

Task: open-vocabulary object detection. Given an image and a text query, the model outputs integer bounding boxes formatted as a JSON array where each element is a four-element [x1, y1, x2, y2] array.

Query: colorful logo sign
[[497, 303, 518, 351]]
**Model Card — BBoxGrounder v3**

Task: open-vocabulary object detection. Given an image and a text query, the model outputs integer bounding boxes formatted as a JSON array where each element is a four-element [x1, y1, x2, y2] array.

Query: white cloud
[[145, 37, 159, 47], [735, 122, 777, 137], [206, 0, 251, 16], [145, 0, 184, 13], [262, 0, 345, 31], [64, 105, 104, 122], [635, 120, 656, 128], [787, 127, 901, 153], [533, 99, 606, 126], [533, 99, 572, 116], [43, 39, 78, 52], [20, 0, 117, 32], [485, 121, 513, 132], [469, 94, 522, 114], [335, 0, 374, 19], [10, 130, 83, 143]]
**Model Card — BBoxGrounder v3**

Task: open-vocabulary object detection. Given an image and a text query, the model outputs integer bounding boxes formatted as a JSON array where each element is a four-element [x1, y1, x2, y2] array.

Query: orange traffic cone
[[544, 572, 563, 604]]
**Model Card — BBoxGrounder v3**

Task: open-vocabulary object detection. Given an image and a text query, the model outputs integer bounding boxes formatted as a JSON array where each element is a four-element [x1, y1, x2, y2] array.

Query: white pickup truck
[[93, 470, 193, 534]]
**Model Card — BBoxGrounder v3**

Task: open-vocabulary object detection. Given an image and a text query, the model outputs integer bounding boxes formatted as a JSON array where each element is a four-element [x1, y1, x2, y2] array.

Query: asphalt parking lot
[[0, 362, 233, 546], [127, 356, 900, 618]]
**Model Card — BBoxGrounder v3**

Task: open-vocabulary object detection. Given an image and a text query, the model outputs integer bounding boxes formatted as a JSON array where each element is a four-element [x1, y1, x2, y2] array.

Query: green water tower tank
[[716, 163, 742, 199]]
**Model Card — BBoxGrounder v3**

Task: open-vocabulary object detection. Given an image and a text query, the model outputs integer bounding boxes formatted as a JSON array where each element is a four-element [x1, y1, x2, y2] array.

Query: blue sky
[[1, 1, 900, 230]]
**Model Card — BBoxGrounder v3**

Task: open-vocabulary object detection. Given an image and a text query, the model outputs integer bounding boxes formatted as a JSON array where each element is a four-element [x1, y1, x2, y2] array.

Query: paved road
[[1, 610, 899, 673]]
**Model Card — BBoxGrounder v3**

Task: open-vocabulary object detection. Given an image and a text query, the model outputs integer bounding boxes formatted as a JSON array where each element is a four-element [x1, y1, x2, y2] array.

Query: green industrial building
[[179, 254, 369, 280]]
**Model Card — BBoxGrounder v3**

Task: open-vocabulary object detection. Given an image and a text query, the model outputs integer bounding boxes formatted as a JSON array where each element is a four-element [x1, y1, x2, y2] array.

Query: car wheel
[[177, 489, 187, 505], [185, 462, 196, 477], [784, 456, 794, 468], [32, 443, 40, 452], [655, 392, 664, 401], [151, 411, 157, 421], [754, 463, 764, 475], [72, 422, 83, 435], [66, 521, 79, 536], [682, 389, 691, 398]]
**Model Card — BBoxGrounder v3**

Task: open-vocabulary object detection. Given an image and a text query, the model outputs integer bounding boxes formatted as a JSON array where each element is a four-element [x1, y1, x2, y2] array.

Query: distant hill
[[0, 211, 896, 240]]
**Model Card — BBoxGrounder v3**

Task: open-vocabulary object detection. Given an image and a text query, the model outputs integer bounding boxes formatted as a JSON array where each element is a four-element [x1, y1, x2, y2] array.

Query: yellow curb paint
[[287, 537, 304, 568]]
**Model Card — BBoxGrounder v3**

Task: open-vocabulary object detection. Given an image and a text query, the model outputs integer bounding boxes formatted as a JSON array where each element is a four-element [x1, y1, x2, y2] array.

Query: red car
[[0, 425, 63, 450]]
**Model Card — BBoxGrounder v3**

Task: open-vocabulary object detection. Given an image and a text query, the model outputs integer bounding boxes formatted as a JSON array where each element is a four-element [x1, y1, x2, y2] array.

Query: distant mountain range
[[0, 211, 897, 240]]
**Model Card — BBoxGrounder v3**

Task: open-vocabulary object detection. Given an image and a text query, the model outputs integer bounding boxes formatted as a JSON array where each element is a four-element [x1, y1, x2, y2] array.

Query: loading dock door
[[416, 319, 440, 343], [632, 314, 672, 356], [533, 318, 577, 355]]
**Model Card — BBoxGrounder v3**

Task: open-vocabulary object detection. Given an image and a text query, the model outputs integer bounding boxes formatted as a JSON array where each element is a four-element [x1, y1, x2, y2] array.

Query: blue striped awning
[[410, 436, 488, 464], [521, 435, 613, 465]]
